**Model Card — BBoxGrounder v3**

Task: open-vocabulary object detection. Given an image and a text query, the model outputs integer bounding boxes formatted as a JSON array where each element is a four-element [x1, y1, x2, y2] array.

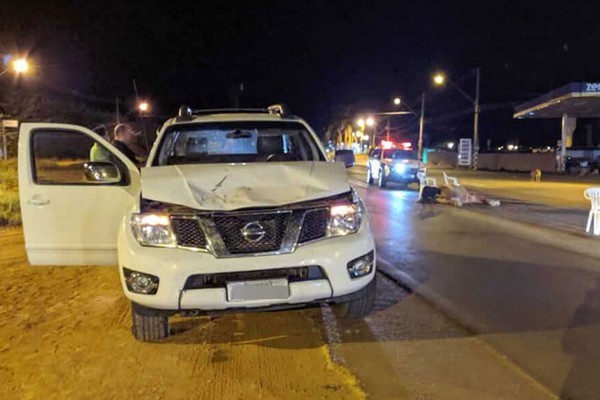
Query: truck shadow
[[167, 273, 473, 348]]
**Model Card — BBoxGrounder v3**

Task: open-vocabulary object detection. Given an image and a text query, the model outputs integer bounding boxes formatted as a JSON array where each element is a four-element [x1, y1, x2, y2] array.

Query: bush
[[0, 159, 20, 226]]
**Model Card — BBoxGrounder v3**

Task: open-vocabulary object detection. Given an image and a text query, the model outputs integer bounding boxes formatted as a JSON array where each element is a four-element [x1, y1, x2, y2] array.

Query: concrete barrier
[[427, 151, 556, 172], [478, 153, 556, 172]]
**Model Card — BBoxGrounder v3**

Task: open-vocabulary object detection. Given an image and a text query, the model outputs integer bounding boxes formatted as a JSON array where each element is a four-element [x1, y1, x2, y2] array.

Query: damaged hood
[[141, 162, 351, 211]]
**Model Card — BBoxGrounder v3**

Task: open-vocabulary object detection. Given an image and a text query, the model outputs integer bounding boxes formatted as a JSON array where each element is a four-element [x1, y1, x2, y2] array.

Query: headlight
[[131, 213, 177, 247], [394, 164, 406, 174], [328, 191, 364, 237]]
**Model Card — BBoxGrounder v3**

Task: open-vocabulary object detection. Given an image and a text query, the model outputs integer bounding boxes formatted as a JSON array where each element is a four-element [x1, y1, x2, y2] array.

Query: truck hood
[[141, 162, 350, 211]]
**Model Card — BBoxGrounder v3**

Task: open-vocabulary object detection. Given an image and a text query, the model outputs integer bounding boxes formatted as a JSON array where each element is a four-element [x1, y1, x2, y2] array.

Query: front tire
[[337, 278, 376, 319], [131, 302, 169, 342]]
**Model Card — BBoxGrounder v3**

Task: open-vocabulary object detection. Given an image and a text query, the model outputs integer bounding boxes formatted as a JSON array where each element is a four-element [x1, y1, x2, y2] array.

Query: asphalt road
[[343, 165, 600, 399]]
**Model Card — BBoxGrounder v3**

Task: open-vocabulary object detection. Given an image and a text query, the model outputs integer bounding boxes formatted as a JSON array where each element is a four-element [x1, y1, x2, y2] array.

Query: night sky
[[2, 0, 600, 147]]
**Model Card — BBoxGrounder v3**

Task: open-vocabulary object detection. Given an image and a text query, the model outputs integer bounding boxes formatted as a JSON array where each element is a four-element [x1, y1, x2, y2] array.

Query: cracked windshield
[[2, 1, 600, 400]]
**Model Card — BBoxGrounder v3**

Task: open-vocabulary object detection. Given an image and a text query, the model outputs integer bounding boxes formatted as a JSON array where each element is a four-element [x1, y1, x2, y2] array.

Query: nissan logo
[[241, 221, 266, 243]]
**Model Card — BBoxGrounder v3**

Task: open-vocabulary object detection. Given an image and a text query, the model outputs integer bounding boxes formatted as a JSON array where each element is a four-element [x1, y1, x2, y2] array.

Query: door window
[[31, 130, 128, 185]]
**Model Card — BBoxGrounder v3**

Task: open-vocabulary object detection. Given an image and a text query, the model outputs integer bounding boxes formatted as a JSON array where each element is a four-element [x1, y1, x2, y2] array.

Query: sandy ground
[[0, 227, 364, 400]]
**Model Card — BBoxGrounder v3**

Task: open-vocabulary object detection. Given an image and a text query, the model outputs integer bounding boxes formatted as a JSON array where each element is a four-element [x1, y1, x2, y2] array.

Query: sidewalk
[[424, 169, 600, 256], [467, 199, 589, 238], [420, 168, 594, 235], [352, 161, 596, 242]]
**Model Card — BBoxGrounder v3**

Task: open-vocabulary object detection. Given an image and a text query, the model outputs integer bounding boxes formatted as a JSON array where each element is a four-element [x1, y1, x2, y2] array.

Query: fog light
[[347, 251, 374, 279], [123, 268, 159, 295]]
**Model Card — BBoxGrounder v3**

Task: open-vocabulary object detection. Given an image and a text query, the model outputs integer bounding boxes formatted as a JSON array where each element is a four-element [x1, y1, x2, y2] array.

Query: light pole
[[366, 116, 375, 148], [433, 68, 481, 169], [0, 56, 30, 160], [392, 94, 426, 160]]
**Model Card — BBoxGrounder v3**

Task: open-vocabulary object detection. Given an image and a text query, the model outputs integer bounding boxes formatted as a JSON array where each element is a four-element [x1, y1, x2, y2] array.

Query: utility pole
[[132, 79, 150, 152], [386, 117, 390, 141], [1, 122, 5, 161], [418, 92, 425, 161], [473, 67, 481, 170]]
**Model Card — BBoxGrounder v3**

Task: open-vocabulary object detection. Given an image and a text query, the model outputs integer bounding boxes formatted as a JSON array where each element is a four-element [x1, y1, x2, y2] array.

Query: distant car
[[366, 147, 425, 188], [334, 149, 355, 168]]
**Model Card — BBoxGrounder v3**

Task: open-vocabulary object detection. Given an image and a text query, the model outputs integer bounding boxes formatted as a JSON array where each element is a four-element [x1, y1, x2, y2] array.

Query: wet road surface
[[344, 166, 600, 399]]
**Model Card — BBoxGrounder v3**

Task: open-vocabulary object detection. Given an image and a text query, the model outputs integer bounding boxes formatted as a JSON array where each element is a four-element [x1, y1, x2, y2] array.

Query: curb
[[375, 254, 485, 334]]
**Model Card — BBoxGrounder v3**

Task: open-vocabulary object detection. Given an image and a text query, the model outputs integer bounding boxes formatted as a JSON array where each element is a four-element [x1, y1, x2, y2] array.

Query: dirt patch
[[0, 227, 364, 400]]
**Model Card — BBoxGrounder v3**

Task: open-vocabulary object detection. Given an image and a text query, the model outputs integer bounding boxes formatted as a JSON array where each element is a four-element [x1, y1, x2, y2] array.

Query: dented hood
[[141, 162, 351, 211]]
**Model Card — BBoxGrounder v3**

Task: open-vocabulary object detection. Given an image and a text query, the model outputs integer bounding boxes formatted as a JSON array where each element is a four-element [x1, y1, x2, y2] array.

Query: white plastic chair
[[443, 171, 460, 186], [585, 188, 600, 235]]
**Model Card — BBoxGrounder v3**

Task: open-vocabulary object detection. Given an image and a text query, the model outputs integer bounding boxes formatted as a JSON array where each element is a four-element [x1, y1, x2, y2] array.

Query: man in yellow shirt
[[90, 127, 112, 162]]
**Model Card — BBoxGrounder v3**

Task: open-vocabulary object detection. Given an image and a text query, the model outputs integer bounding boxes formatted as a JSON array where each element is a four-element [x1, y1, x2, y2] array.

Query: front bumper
[[117, 217, 375, 311], [388, 171, 419, 183], [386, 167, 424, 183]]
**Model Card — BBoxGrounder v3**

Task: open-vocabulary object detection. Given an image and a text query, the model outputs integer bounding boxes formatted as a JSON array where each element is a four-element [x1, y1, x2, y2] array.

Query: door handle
[[27, 197, 50, 206]]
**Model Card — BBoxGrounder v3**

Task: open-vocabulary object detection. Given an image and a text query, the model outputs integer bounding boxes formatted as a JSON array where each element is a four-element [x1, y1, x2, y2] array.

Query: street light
[[433, 73, 445, 85], [138, 101, 150, 112], [356, 116, 376, 147], [393, 97, 401, 106], [13, 58, 29, 74], [0, 56, 30, 78], [433, 68, 481, 169]]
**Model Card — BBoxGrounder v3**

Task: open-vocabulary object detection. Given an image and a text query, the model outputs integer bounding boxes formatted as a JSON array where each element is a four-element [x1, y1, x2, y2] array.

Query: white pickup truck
[[18, 105, 376, 341]]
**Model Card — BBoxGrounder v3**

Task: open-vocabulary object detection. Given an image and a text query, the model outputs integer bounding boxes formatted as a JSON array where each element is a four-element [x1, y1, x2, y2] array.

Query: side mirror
[[334, 150, 355, 168], [83, 162, 121, 183]]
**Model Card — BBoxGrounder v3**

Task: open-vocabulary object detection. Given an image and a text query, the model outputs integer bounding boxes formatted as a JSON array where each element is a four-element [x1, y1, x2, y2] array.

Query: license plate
[[227, 278, 289, 301]]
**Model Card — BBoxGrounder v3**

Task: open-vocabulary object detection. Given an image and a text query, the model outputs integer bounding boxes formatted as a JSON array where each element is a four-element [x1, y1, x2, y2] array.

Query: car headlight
[[131, 213, 177, 247], [328, 191, 364, 237], [394, 164, 406, 174]]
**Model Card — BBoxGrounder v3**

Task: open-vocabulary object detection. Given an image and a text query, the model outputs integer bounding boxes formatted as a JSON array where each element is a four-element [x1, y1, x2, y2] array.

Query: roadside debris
[[419, 171, 501, 207], [437, 184, 501, 207]]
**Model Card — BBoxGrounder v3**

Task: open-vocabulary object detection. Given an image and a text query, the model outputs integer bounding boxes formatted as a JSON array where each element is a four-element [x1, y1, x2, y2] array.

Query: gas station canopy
[[514, 82, 600, 171], [514, 82, 600, 119]]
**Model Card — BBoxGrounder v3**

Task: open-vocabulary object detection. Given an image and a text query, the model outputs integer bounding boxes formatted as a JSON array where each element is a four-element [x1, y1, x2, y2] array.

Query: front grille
[[407, 167, 419, 175], [299, 209, 329, 243], [183, 266, 326, 289], [172, 217, 207, 248], [213, 212, 290, 254]]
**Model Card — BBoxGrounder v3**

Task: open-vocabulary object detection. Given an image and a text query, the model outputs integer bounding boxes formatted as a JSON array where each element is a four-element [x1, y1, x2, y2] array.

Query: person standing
[[112, 123, 139, 164], [89, 126, 112, 162]]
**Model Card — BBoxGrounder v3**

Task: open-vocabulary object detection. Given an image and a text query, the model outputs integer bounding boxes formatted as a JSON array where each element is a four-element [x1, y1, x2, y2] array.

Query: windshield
[[382, 149, 417, 160], [153, 121, 325, 166]]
